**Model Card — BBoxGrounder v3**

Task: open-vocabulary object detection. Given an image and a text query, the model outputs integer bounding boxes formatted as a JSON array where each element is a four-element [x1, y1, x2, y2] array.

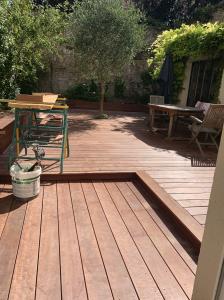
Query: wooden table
[[148, 104, 203, 139]]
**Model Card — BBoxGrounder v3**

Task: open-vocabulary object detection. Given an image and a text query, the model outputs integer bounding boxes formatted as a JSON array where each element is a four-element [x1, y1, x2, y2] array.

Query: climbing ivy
[[148, 22, 224, 103]]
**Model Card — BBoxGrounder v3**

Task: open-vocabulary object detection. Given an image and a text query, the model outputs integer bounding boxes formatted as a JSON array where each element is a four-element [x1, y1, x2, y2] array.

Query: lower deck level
[[0, 179, 196, 300]]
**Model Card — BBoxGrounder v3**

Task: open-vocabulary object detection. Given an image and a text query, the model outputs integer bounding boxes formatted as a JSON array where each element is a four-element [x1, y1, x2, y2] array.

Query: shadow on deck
[[0, 109, 217, 227]]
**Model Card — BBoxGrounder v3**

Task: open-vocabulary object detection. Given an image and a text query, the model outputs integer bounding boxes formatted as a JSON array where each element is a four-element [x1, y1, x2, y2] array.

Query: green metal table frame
[[9, 106, 69, 173]]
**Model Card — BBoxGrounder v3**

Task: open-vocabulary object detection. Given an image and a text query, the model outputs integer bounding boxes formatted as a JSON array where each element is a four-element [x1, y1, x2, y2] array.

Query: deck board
[[127, 181, 197, 274], [0, 180, 196, 299], [116, 181, 195, 298], [57, 182, 87, 300], [35, 184, 61, 300], [0, 185, 13, 237], [93, 181, 163, 299], [105, 181, 189, 299], [70, 182, 113, 300], [0, 198, 27, 300], [82, 182, 138, 300], [9, 188, 43, 300], [0, 110, 216, 227]]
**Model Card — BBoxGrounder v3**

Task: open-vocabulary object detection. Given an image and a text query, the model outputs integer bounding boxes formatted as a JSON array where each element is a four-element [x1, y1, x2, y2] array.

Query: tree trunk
[[99, 81, 105, 114]]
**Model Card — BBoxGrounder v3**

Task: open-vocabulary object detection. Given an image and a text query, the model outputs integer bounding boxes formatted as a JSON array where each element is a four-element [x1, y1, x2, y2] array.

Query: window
[[187, 59, 222, 107]]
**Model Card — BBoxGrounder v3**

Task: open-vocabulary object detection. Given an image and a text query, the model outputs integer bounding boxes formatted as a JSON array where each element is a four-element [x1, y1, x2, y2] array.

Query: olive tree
[[69, 0, 146, 115]]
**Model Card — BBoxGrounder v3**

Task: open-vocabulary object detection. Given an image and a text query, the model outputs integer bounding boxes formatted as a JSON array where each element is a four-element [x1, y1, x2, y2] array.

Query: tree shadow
[[67, 115, 97, 135], [0, 193, 27, 215], [110, 112, 217, 164]]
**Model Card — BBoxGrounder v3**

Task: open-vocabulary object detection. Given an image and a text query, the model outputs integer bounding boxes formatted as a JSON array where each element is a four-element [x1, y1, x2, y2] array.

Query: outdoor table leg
[[150, 108, 155, 129], [167, 113, 174, 139]]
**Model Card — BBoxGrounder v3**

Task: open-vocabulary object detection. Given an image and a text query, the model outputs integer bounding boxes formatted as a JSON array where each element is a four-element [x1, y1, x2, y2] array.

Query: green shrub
[[148, 22, 224, 103], [64, 81, 100, 101], [114, 78, 126, 98]]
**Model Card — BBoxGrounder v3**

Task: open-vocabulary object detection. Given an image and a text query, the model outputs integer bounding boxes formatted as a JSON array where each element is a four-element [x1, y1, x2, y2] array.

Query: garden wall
[[213, 8, 224, 22], [39, 29, 159, 100], [68, 99, 148, 112]]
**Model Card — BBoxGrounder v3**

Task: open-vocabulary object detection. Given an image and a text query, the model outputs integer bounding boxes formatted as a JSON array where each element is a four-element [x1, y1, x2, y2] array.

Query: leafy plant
[[133, 0, 224, 28], [0, 0, 68, 98], [64, 81, 99, 101], [69, 0, 146, 115], [114, 78, 126, 98], [148, 22, 224, 103]]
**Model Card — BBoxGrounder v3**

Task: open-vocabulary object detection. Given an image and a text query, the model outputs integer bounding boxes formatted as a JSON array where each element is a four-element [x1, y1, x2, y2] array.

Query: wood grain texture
[[0, 179, 196, 300], [0, 110, 215, 234], [82, 182, 138, 300], [127, 181, 197, 274], [9, 188, 43, 300], [136, 171, 204, 245], [105, 181, 189, 299], [116, 181, 195, 299], [57, 182, 87, 300], [70, 182, 113, 300], [36, 184, 61, 300], [0, 199, 27, 300], [0, 185, 13, 238], [93, 181, 163, 300]]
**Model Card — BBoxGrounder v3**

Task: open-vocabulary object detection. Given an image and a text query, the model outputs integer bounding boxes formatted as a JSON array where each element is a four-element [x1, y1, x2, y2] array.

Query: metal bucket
[[10, 163, 42, 199]]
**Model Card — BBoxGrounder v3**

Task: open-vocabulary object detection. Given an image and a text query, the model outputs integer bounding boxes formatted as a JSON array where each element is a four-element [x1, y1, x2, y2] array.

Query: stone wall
[[219, 69, 224, 104], [212, 8, 224, 22], [38, 29, 159, 99]]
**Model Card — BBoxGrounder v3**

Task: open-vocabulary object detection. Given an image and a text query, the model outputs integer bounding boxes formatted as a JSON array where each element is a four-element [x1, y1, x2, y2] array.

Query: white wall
[[179, 59, 193, 106], [192, 126, 224, 299], [218, 69, 224, 104]]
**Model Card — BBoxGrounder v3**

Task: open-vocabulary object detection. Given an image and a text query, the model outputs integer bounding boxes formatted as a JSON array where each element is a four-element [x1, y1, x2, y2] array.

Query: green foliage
[[64, 81, 99, 101], [148, 22, 224, 102], [133, 0, 224, 28], [69, 0, 146, 82], [192, 5, 215, 23], [114, 78, 126, 98], [69, 0, 146, 112], [193, 2, 224, 23], [0, 0, 67, 98], [94, 113, 109, 119]]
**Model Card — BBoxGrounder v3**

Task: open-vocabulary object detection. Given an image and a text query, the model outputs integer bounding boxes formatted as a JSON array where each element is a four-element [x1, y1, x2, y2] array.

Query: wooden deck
[[0, 179, 197, 300], [0, 110, 216, 226]]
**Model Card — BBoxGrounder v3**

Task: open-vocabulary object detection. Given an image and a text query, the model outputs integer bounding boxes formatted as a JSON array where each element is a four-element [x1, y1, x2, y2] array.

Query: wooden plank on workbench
[[9, 101, 54, 110]]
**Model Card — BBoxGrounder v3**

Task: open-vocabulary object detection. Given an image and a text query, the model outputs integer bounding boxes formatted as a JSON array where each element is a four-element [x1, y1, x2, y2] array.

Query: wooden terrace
[[0, 110, 215, 226], [0, 109, 216, 299]]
